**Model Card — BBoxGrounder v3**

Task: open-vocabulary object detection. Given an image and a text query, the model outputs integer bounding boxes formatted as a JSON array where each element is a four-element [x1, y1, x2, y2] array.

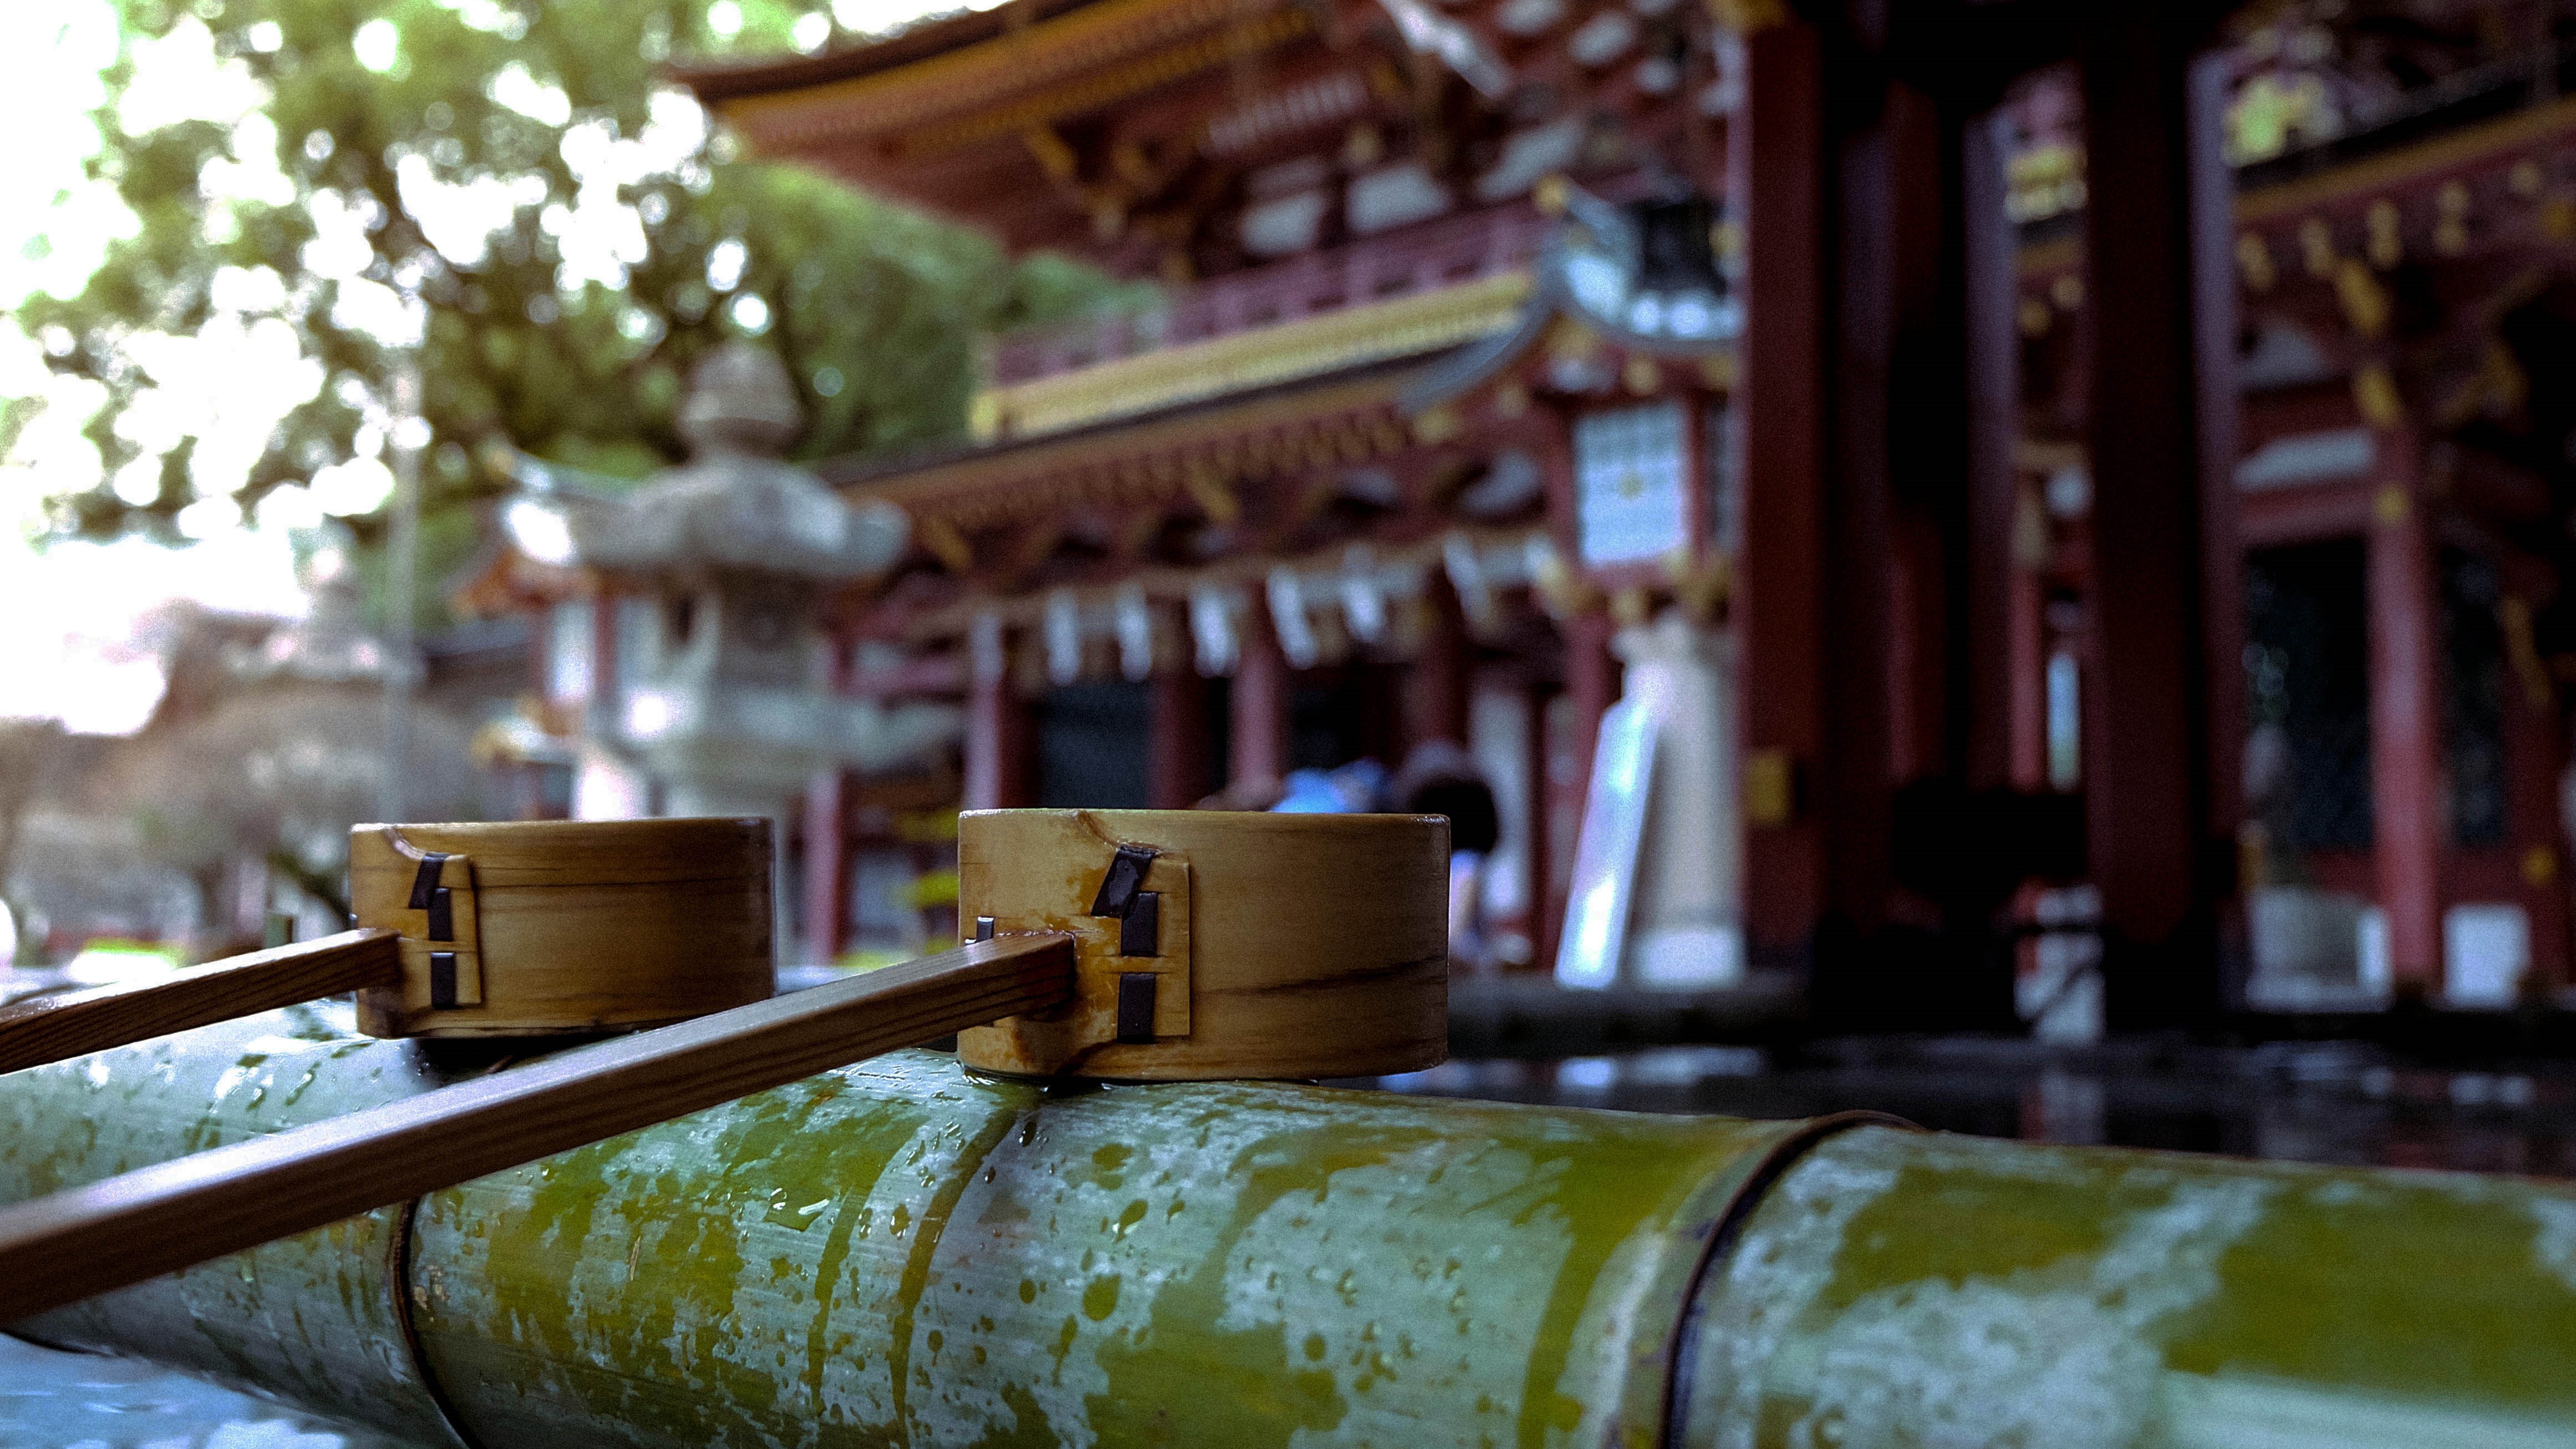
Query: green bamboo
[[1, 1009, 1808, 1449], [1679, 1124, 2576, 1448], [7, 1010, 2576, 1448], [0, 1006, 470, 1448]]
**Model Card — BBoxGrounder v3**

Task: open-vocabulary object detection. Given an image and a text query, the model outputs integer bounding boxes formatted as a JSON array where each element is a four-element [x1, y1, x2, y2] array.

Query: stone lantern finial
[[677, 342, 804, 458]]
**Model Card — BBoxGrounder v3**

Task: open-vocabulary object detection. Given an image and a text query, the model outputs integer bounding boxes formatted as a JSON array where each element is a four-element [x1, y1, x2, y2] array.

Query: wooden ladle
[[0, 808, 1449, 1325], [0, 818, 778, 1080], [0, 929, 401, 1077], [0, 931, 1074, 1324]]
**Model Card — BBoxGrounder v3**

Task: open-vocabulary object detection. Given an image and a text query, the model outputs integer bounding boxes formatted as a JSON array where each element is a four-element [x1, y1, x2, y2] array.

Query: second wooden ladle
[[0, 808, 1449, 1326]]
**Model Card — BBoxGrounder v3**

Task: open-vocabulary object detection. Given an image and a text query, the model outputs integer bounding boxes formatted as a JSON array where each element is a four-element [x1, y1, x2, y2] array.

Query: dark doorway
[[1036, 681, 1152, 808], [2245, 541, 2373, 853]]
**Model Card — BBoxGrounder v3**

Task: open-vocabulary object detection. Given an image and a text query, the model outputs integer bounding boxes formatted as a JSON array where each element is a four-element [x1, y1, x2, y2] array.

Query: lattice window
[[2443, 549, 2510, 848], [2244, 543, 2374, 853]]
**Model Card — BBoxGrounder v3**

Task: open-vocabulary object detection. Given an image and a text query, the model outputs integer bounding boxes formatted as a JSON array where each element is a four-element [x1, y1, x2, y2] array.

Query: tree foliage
[[15, 0, 1117, 611]]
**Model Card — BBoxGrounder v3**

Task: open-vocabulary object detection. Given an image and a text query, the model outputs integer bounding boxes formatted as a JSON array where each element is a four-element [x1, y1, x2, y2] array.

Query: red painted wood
[[2239, 479, 2380, 546], [1965, 107, 2024, 792], [1565, 615, 1616, 794], [2187, 50, 2249, 861], [964, 623, 1033, 810], [2367, 446, 2446, 995], [804, 769, 850, 963], [2009, 557, 2048, 792], [1814, 73, 1928, 945], [590, 586, 619, 705], [1149, 660, 1214, 809], [1729, 18, 1828, 966], [1519, 681, 1551, 964], [1886, 508, 1946, 783], [1403, 587, 1470, 751], [2497, 548, 2573, 991], [2077, 20, 2238, 1025], [1230, 595, 1291, 791]]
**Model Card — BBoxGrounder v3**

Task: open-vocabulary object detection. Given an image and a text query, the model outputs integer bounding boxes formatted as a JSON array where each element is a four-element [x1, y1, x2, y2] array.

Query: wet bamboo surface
[[6, 1006, 2576, 1448]]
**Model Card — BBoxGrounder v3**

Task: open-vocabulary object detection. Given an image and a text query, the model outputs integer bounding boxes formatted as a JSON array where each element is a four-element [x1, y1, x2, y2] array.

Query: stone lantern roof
[[540, 344, 909, 581], [235, 552, 412, 687]]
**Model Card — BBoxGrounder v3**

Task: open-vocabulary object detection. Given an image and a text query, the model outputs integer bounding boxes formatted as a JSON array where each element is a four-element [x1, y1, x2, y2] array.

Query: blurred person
[[1393, 742, 1500, 969], [1271, 758, 1392, 814]]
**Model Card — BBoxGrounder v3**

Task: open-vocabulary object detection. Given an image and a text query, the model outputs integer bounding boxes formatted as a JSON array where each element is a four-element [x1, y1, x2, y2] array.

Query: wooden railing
[[990, 202, 1556, 385]]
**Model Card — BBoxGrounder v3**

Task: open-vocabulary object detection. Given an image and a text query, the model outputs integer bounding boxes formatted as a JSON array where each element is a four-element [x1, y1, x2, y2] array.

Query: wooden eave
[[831, 359, 1427, 534], [673, 0, 1334, 255], [671, 0, 1114, 104], [677, 0, 1310, 158], [2019, 91, 2576, 284]]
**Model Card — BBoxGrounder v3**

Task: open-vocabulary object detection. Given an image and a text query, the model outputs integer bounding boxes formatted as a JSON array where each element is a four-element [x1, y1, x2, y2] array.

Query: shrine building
[[675, 0, 1754, 977], [462, 1, 2576, 1027]]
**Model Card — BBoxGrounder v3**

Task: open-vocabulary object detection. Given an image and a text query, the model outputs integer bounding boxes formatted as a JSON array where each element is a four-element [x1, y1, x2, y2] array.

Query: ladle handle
[[0, 931, 1074, 1325], [0, 929, 402, 1077]]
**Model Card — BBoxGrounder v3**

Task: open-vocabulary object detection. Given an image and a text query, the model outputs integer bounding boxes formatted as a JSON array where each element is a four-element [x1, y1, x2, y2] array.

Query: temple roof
[[674, 0, 1113, 107], [826, 354, 1433, 536], [674, 0, 1734, 273], [672, 0, 1328, 259]]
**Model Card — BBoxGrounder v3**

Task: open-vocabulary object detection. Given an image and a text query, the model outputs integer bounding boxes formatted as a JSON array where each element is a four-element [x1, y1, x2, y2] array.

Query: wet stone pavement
[[1367, 1035, 2576, 1178], [7, 1035, 2574, 1445]]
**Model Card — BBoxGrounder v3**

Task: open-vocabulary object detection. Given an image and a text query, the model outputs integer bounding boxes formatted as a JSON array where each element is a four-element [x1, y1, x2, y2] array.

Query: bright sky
[[0, 3, 799, 733], [0, 0, 997, 734], [0, 3, 317, 732]]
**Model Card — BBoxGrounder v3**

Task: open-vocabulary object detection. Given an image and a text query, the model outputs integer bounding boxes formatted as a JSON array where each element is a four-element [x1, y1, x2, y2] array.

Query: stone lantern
[[506, 344, 959, 955]]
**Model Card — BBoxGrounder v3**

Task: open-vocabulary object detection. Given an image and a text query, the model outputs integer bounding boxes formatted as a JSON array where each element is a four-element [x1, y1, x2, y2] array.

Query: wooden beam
[[0, 930, 399, 1077], [1403, 585, 1470, 751], [1229, 594, 1291, 790], [2077, 15, 2242, 1026], [1965, 105, 2023, 792], [1730, 17, 1830, 971], [965, 618, 1036, 809], [2368, 436, 2446, 996], [1149, 656, 1215, 809], [804, 769, 852, 965]]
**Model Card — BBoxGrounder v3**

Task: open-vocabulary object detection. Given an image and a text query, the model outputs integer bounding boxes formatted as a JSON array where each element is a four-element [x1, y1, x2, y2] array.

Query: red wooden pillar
[[803, 767, 849, 964], [1886, 509, 1944, 781], [1730, 17, 1829, 969], [2007, 558, 2049, 791], [1404, 588, 1472, 751], [1149, 656, 1214, 809], [1965, 105, 2026, 793], [965, 615, 1033, 810], [2367, 449, 2445, 995], [1230, 595, 1291, 790], [1564, 613, 1617, 795], [2078, 18, 2243, 1026], [589, 586, 619, 705], [804, 630, 858, 964], [2504, 589, 2573, 992], [1520, 678, 1552, 960]]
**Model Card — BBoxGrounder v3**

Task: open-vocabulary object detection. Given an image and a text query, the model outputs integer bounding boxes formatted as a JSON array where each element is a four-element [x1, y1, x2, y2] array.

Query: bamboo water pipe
[[6, 1009, 2576, 1449]]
